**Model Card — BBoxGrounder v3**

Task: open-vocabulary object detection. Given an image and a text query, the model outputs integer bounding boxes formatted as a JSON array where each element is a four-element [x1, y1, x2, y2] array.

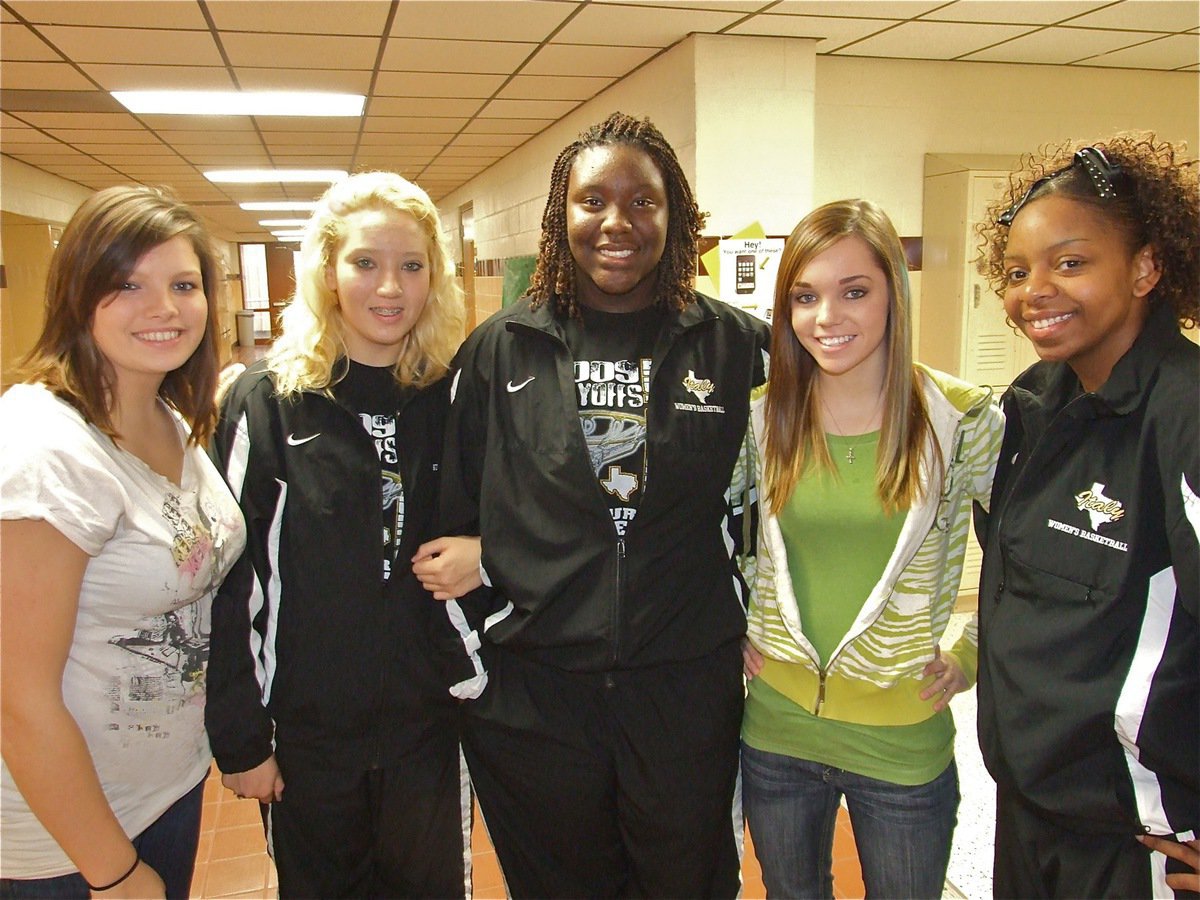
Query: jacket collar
[[506, 290, 719, 340], [1010, 299, 1178, 420], [1091, 299, 1178, 414]]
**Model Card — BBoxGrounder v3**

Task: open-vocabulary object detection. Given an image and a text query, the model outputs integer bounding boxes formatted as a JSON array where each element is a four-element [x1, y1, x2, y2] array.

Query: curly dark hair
[[978, 131, 1198, 329], [525, 111, 707, 318]]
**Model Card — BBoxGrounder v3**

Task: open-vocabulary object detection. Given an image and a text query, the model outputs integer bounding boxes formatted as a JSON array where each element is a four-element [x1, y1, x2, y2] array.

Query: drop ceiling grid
[[0, 0, 1195, 240]]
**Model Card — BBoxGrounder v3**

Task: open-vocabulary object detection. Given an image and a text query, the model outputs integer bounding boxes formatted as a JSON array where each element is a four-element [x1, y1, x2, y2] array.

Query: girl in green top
[[742, 199, 1004, 898]]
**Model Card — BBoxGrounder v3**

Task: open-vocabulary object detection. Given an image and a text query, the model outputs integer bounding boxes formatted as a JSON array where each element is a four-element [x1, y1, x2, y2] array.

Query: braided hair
[[526, 112, 707, 318]]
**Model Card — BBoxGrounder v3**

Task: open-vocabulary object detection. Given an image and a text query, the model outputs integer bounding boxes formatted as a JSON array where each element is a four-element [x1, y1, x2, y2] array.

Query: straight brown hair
[[19, 185, 224, 445], [763, 199, 937, 515]]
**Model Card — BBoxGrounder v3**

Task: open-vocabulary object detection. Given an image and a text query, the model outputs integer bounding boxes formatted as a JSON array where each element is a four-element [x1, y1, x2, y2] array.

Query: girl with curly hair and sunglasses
[[976, 132, 1198, 898]]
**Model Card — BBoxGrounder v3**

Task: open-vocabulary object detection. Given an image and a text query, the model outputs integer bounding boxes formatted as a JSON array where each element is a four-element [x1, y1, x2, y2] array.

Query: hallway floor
[[188, 777, 867, 898]]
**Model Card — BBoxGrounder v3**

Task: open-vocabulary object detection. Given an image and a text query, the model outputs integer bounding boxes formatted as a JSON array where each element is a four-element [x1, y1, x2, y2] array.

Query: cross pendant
[[845, 446, 856, 465]]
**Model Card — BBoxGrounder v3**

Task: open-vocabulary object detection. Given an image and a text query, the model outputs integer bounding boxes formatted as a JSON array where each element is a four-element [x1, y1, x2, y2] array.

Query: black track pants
[[463, 641, 744, 899], [266, 729, 471, 899]]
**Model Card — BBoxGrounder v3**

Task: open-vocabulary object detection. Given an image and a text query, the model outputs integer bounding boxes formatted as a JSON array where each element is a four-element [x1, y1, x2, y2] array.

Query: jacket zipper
[[611, 539, 626, 668]]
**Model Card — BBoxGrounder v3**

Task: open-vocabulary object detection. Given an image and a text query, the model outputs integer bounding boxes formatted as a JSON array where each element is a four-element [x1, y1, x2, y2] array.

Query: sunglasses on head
[[997, 147, 1126, 227]]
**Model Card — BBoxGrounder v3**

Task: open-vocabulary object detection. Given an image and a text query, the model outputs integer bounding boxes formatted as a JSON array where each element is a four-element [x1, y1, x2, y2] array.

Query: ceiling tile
[[206, 0, 393, 35], [525, 42, 658, 76], [432, 150, 511, 163], [920, 1, 1110, 25], [262, 132, 358, 147], [115, 166, 206, 177], [4, 141, 87, 156], [783, 0, 945, 16], [419, 162, 493, 173], [356, 138, 446, 154], [231, 68, 372, 93], [497, 74, 614, 101], [46, 128, 163, 145], [554, 4, 743, 46], [834, 20, 1034, 58], [220, 32, 381, 69], [1064, 1, 1200, 33], [373, 71, 507, 98], [963, 25, 1153, 63], [478, 98, 579, 119], [135, 115, 259, 132], [728, 13, 900, 45], [449, 132, 529, 148], [84, 144, 180, 158], [6, 1, 209, 29], [0, 61, 97, 90], [37, 25, 224, 65], [362, 115, 469, 133], [1, 22, 61, 60], [1078, 32, 1200, 68], [270, 153, 355, 165], [256, 118, 362, 133], [380, 37, 536, 73], [388, 0, 578, 42], [181, 153, 274, 166], [368, 97, 483, 117], [31, 163, 123, 177], [593, 0, 766, 9], [81, 64, 236, 91], [12, 111, 144, 129], [463, 117, 554, 134], [359, 132, 451, 147]]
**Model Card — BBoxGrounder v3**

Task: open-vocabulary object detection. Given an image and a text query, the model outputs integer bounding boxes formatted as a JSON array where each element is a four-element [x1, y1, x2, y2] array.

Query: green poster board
[[502, 256, 537, 308]]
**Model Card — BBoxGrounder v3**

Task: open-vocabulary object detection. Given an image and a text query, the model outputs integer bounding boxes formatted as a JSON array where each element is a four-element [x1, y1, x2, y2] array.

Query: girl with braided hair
[[438, 111, 769, 897], [976, 132, 1199, 897]]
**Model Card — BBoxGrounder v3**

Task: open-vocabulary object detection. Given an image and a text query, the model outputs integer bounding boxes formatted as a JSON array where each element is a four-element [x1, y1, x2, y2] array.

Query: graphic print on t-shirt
[[360, 411, 405, 578], [105, 490, 227, 745], [575, 356, 652, 535]]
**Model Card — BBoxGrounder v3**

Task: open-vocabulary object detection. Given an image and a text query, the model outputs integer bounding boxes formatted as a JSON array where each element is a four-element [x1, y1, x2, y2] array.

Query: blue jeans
[[0, 775, 206, 900], [742, 744, 959, 899]]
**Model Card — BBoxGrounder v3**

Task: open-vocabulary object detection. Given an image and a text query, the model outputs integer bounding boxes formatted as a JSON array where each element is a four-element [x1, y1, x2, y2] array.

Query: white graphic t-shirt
[[0, 383, 245, 879], [564, 304, 664, 536]]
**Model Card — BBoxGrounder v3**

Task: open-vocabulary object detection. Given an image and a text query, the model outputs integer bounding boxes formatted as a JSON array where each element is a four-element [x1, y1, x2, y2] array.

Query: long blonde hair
[[763, 199, 936, 516], [269, 171, 464, 394]]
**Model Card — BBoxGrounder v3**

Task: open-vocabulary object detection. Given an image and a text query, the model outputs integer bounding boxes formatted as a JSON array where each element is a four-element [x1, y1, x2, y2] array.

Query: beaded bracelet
[[85, 851, 140, 893]]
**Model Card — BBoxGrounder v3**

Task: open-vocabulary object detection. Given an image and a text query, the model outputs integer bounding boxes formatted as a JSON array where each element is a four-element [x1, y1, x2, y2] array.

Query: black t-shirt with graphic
[[562, 303, 665, 537], [334, 360, 404, 581]]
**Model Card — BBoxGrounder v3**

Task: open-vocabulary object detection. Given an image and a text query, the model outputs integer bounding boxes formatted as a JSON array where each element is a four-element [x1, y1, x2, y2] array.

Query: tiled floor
[[190, 767, 866, 899]]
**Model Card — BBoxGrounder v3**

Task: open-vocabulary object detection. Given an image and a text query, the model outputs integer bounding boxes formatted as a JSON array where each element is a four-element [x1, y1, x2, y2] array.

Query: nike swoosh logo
[[506, 376, 536, 393], [286, 433, 320, 446]]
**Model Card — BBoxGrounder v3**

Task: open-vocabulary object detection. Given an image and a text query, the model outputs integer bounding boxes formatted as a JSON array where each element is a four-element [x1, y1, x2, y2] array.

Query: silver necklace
[[821, 390, 884, 465]]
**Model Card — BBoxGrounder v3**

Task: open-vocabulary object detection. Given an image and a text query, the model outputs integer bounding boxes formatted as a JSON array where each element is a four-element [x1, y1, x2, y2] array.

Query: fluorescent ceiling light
[[206, 169, 345, 184], [271, 230, 307, 239], [240, 201, 319, 212], [258, 218, 310, 227], [113, 90, 364, 117]]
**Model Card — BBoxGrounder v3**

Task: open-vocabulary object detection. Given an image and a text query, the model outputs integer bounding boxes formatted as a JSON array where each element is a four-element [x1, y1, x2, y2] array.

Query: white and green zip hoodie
[[746, 365, 1004, 727]]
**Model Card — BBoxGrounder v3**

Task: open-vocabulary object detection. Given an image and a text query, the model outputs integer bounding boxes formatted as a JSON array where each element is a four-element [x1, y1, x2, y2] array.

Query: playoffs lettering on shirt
[[575, 358, 651, 536], [361, 413, 398, 465], [359, 412, 404, 578]]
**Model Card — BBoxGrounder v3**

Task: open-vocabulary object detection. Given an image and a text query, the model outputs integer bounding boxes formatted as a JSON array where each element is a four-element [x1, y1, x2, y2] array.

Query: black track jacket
[[206, 361, 459, 774], [978, 300, 1199, 838], [439, 292, 770, 679]]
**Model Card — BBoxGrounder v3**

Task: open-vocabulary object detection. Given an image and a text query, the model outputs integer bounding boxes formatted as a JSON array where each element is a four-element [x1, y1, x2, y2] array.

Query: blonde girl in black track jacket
[[207, 172, 480, 899]]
